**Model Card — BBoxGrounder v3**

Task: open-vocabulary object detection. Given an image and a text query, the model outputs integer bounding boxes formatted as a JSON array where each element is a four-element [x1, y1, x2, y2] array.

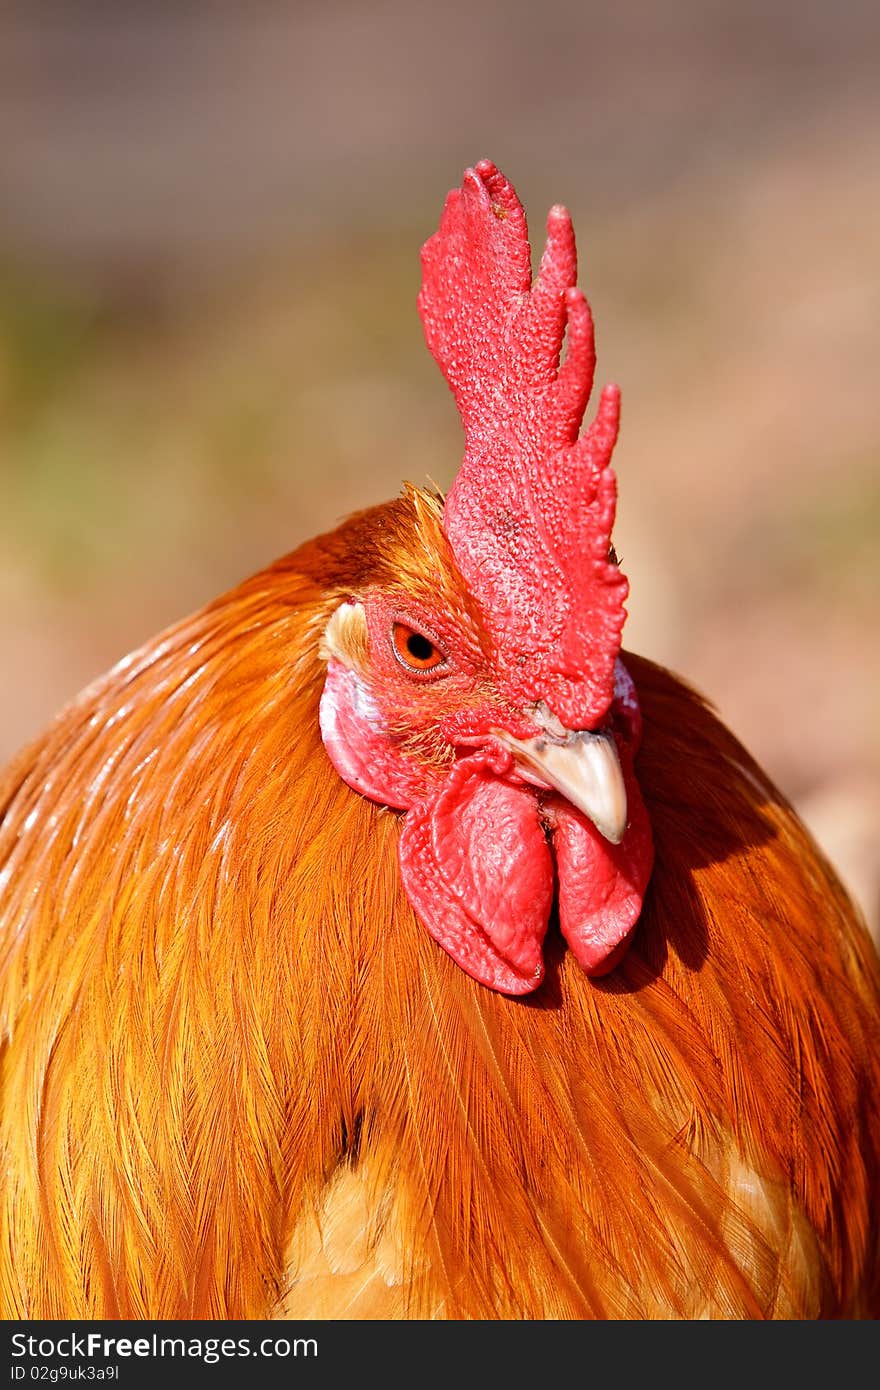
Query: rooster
[[1, 160, 878, 1321]]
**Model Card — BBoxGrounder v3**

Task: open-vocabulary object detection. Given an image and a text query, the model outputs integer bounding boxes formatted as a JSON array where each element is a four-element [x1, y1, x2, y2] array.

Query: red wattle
[[398, 758, 553, 995], [552, 756, 653, 975]]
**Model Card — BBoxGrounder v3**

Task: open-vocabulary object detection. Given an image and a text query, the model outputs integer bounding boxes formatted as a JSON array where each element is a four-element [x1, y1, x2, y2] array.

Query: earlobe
[[319, 658, 434, 811]]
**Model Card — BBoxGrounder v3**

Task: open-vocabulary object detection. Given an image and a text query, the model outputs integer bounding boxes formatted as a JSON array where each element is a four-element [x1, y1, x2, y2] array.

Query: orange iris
[[391, 622, 445, 672]]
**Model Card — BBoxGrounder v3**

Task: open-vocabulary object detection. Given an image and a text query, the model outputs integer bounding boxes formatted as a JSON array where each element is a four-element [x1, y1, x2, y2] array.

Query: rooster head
[[319, 160, 653, 995]]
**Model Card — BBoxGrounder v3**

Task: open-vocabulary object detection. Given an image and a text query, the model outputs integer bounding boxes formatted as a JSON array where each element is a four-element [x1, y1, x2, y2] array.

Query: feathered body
[[1, 491, 878, 1319], [2, 159, 880, 1320]]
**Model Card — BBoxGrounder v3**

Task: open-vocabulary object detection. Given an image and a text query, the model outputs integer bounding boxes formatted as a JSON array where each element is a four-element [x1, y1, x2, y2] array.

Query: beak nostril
[[525, 701, 571, 741]]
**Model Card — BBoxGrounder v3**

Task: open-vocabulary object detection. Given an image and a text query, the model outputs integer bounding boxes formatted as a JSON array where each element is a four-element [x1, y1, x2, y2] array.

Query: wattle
[[397, 747, 653, 996], [551, 753, 653, 976], [397, 758, 553, 994]]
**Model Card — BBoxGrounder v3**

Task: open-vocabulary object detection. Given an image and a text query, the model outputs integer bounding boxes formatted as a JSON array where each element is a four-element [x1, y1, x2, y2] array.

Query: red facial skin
[[319, 598, 653, 996]]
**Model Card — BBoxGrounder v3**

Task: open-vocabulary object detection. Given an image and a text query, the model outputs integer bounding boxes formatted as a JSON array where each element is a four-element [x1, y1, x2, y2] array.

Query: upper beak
[[493, 725, 628, 844]]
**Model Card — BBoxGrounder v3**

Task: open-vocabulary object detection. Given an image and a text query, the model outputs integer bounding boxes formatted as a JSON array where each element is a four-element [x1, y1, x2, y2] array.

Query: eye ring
[[391, 621, 447, 675]]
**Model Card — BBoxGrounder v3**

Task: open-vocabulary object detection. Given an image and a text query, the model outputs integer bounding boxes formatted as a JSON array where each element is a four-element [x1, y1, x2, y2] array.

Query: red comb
[[419, 159, 627, 729]]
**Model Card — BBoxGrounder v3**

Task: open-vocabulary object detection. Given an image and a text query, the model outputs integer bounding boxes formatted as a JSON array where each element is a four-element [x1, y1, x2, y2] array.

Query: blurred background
[[0, 2, 877, 940]]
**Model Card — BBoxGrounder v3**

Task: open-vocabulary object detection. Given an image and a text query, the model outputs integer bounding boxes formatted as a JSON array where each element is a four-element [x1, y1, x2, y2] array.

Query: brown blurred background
[[0, 2, 877, 939]]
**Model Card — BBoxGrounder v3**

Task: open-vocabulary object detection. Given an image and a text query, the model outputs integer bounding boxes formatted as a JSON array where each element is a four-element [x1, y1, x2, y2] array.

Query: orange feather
[[1, 491, 878, 1318]]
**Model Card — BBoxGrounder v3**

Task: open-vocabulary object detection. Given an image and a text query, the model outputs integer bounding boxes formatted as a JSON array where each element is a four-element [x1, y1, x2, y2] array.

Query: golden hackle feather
[[1, 490, 879, 1318]]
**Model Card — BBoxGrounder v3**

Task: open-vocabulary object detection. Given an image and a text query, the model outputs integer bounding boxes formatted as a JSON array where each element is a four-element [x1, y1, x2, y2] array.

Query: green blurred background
[[0, 2, 877, 938]]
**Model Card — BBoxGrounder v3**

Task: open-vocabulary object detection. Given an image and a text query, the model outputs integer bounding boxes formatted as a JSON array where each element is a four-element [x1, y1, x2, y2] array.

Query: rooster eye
[[391, 622, 446, 673]]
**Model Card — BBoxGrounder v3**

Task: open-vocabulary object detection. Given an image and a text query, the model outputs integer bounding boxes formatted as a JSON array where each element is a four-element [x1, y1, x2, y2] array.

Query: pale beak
[[494, 726, 628, 844]]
